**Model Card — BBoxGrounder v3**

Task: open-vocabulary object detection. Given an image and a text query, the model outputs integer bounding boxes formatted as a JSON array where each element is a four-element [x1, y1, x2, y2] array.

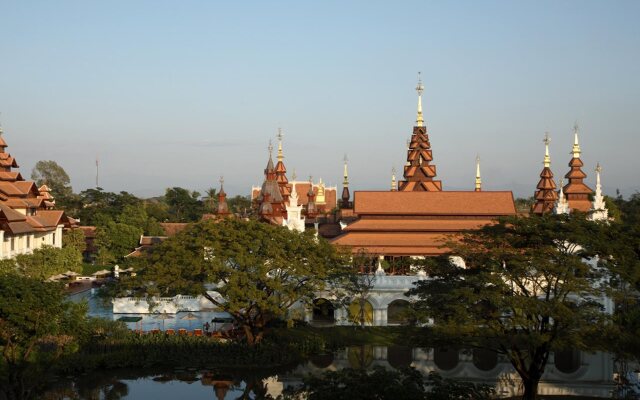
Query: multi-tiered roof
[[531, 133, 558, 215], [398, 75, 442, 192], [562, 125, 593, 212], [0, 127, 74, 235]]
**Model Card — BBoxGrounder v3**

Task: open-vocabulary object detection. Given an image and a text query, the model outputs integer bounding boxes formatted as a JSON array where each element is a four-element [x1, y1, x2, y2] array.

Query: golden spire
[[343, 154, 349, 186], [571, 122, 581, 158], [543, 132, 551, 168], [415, 72, 424, 127], [475, 155, 482, 191], [277, 128, 284, 162], [391, 167, 397, 191]]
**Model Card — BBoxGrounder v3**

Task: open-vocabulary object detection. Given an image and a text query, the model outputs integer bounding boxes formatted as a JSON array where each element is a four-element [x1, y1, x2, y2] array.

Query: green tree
[[124, 219, 346, 345], [30, 160, 74, 207], [203, 187, 217, 213], [164, 187, 204, 222], [95, 221, 143, 263], [63, 228, 86, 254], [15, 246, 82, 279], [407, 214, 611, 400], [0, 273, 87, 400], [227, 195, 253, 215]]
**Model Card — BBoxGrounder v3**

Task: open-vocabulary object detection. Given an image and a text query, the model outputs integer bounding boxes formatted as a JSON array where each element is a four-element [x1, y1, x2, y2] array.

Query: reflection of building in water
[[273, 346, 614, 398]]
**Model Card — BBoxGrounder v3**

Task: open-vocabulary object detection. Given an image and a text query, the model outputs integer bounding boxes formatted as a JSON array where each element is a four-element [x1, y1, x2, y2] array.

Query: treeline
[[31, 160, 251, 264]]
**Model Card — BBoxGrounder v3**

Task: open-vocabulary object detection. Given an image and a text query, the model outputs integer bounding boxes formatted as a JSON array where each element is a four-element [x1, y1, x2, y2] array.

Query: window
[[10, 237, 15, 251], [26, 236, 31, 249], [53, 233, 56, 245]]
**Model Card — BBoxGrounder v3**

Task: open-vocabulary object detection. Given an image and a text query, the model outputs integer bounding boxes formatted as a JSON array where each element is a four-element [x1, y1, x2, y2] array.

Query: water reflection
[[40, 346, 614, 399]]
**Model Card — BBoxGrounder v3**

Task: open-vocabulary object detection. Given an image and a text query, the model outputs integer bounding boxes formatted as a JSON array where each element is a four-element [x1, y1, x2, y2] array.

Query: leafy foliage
[[30, 160, 74, 207], [13, 245, 82, 279], [407, 213, 611, 400], [123, 219, 347, 345]]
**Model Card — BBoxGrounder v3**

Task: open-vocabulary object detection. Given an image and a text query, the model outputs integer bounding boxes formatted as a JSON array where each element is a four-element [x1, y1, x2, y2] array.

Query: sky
[[1, 0, 639, 199]]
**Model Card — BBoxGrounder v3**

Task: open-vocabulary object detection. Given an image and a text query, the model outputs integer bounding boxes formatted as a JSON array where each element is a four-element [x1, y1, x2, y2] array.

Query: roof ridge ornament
[[415, 72, 424, 127]]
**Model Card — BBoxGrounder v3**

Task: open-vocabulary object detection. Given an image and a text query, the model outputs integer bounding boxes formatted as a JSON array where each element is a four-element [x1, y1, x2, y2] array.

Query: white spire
[[555, 178, 570, 215], [543, 132, 551, 168], [289, 180, 299, 207], [343, 154, 349, 186], [416, 72, 424, 127], [277, 128, 284, 162], [475, 155, 482, 191], [572, 122, 581, 158], [590, 162, 609, 221], [391, 167, 397, 191]]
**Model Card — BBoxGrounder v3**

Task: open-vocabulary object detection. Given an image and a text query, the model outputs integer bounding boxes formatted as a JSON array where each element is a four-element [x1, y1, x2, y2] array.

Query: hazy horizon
[[1, 1, 638, 199]]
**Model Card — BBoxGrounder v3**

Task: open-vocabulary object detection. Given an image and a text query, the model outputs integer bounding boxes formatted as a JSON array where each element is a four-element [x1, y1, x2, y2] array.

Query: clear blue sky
[[1, 0, 638, 198]]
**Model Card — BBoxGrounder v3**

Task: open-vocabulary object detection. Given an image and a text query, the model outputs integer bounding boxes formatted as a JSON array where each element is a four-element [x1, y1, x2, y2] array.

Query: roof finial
[[277, 128, 284, 161], [572, 121, 581, 158], [268, 140, 273, 156], [595, 162, 602, 190], [219, 175, 224, 187], [543, 132, 551, 168], [343, 154, 349, 186], [291, 168, 297, 181], [475, 155, 482, 191], [391, 167, 397, 191], [415, 72, 424, 127]]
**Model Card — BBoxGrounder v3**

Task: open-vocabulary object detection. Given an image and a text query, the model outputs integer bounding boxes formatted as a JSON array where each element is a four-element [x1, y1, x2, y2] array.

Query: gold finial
[[543, 132, 551, 168], [277, 128, 284, 161], [415, 72, 424, 127], [572, 122, 581, 158]]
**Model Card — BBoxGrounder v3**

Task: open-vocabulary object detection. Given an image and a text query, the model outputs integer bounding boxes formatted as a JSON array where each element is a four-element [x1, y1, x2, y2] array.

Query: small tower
[[554, 179, 570, 215], [256, 141, 285, 220], [283, 179, 305, 232], [474, 156, 482, 192], [316, 178, 326, 205], [274, 128, 291, 202], [562, 123, 593, 212], [391, 167, 397, 191], [341, 154, 351, 209], [532, 133, 558, 215], [306, 176, 318, 219], [398, 74, 443, 192], [590, 163, 609, 221], [217, 176, 230, 216]]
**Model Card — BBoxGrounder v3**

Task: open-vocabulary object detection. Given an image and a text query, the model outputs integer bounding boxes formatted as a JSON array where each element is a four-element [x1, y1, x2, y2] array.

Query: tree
[[227, 195, 252, 215], [95, 221, 143, 263], [203, 187, 217, 212], [164, 187, 204, 222], [63, 228, 86, 254], [15, 246, 82, 279], [407, 214, 611, 400], [0, 273, 87, 400], [30, 160, 73, 206], [330, 251, 378, 327], [125, 219, 347, 345]]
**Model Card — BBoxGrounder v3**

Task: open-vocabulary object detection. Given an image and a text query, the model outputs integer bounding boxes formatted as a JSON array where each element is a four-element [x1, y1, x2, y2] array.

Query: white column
[[0, 230, 4, 259]]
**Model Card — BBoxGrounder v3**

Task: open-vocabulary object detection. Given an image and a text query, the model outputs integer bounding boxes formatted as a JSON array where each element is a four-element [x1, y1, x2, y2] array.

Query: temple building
[[531, 133, 559, 215], [251, 132, 337, 224], [561, 124, 594, 212], [331, 76, 517, 258], [0, 127, 75, 259]]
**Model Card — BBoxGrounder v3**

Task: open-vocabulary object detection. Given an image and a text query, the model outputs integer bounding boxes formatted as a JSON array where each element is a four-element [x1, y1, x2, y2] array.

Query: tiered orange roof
[[562, 127, 593, 212], [0, 129, 75, 234], [532, 134, 558, 215], [332, 191, 516, 256], [274, 130, 291, 202], [398, 76, 442, 192]]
